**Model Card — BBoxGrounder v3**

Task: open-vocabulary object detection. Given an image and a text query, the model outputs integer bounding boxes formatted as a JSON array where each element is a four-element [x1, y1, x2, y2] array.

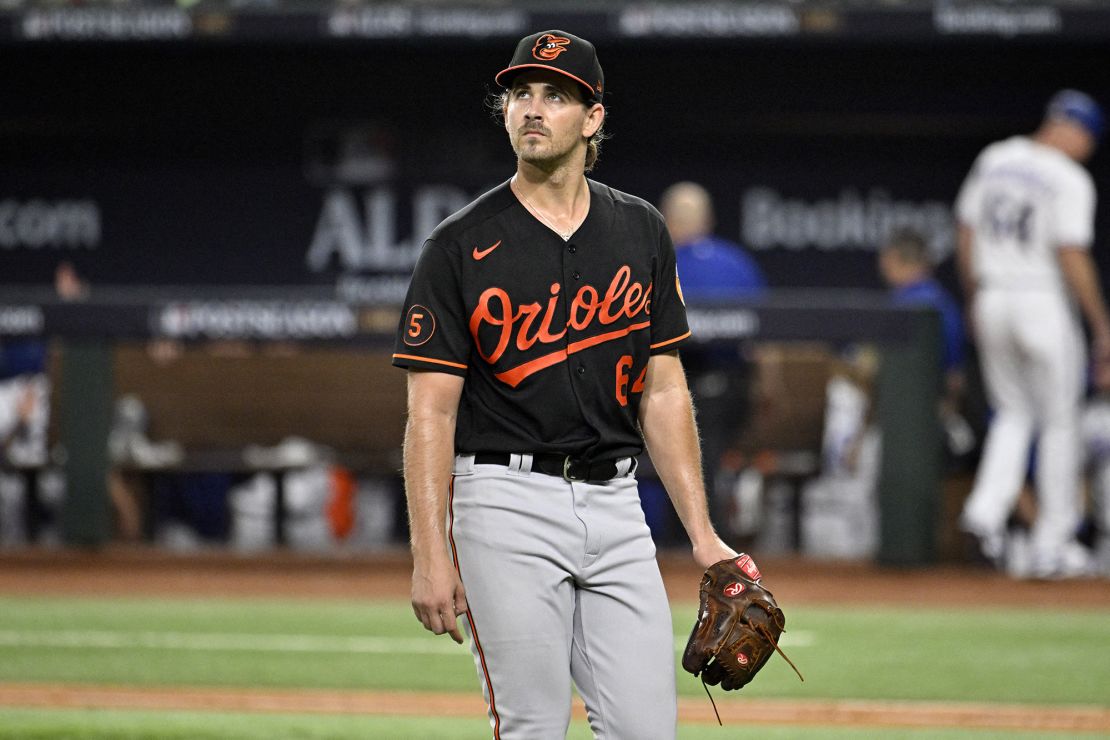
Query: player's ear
[[582, 103, 605, 139], [501, 91, 512, 132]]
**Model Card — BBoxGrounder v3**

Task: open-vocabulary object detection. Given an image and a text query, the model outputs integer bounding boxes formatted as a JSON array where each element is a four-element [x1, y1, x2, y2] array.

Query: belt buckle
[[562, 456, 584, 482]]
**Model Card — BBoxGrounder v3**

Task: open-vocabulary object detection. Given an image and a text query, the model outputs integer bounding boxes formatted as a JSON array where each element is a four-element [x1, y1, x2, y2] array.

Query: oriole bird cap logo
[[533, 33, 571, 61]]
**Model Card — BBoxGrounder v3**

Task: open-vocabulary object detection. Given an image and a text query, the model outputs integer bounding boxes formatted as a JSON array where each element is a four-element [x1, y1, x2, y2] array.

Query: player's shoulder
[[1025, 139, 1096, 194], [1056, 156, 1096, 198], [589, 180, 667, 228], [977, 135, 1029, 164], [977, 136, 1093, 188], [426, 179, 517, 246], [1044, 146, 1096, 192]]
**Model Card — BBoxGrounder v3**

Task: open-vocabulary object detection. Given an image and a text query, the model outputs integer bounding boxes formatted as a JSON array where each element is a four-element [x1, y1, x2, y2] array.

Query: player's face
[[504, 71, 603, 169]]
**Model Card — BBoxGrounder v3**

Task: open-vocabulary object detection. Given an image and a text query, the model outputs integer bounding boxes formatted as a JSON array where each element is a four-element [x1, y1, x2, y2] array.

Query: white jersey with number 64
[[956, 135, 1096, 293]]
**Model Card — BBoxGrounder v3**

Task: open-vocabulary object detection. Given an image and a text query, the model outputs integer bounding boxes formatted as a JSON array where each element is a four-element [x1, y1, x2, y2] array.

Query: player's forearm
[[640, 371, 717, 547], [402, 412, 457, 564], [402, 373, 462, 566], [1059, 247, 1110, 340], [955, 223, 977, 302]]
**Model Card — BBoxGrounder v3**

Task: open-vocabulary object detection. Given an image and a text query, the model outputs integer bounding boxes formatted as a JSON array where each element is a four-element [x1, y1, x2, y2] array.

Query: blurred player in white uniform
[[956, 90, 1110, 578], [1081, 397, 1110, 574]]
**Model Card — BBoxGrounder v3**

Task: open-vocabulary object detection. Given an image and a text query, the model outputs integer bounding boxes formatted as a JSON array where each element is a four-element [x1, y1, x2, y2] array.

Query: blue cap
[[1046, 89, 1104, 140]]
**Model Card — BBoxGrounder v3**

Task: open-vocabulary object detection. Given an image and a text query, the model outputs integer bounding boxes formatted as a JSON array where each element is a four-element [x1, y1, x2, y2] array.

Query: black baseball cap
[[495, 30, 604, 104]]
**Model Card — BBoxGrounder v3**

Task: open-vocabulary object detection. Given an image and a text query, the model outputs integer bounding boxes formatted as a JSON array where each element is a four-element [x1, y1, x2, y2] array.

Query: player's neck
[[514, 162, 588, 206], [1033, 124, 1092, 163], [1034, 129, 1067, 154], [511, 168, 591, 237]]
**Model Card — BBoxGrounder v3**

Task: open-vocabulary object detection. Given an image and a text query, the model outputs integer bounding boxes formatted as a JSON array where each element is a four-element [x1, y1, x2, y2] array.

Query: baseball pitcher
[[392, 30, 740, 739]]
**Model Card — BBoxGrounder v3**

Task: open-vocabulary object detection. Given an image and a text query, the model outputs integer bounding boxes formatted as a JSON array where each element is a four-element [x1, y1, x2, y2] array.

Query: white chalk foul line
[[0, 629, 815, 655], [774, 630, 815, 647], [0, 630, 463, 655]]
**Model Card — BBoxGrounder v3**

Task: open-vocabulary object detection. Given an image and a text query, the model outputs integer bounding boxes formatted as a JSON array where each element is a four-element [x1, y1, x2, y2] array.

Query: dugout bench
[[0, 288, 940, 564]]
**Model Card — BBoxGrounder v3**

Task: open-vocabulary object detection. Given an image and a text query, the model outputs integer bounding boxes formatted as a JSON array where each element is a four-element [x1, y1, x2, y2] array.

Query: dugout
[[0, 290, 942, 565]]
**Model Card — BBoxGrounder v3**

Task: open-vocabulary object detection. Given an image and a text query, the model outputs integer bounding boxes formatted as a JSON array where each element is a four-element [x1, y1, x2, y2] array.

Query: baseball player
[[955, 89, 1110, 579], [393, 30, 737, 738]]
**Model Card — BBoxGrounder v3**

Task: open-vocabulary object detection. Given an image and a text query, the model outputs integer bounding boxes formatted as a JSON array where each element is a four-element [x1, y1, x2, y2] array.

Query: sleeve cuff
[[649, 330, 692, 354], [392, 353, 469, 376]]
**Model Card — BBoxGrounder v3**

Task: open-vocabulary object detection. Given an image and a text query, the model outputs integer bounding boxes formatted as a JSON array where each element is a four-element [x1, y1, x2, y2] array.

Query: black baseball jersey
[[392, 178, 691, 462]]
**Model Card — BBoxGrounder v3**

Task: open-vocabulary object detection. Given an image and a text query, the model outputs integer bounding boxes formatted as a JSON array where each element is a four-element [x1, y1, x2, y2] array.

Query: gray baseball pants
[[448, 453, 677, 740]]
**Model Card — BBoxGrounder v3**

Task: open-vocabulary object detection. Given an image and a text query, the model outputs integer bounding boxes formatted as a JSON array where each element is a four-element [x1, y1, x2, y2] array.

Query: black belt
[[472, 452, 631, 483]]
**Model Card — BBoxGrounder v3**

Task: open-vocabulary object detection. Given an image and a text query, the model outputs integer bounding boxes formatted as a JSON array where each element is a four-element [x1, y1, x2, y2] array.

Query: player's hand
[[691, 534, 739, 571], [411, 557, 469, 644], [1093, 332, 1110, 392], [963, 295, 978, 339], [15, 386, 36, 423]]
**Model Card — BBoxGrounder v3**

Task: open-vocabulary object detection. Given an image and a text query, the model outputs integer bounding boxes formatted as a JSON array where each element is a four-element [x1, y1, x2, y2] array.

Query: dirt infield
[[1, 547, 1109, 734], [1, 546, 1109, 608], [1, 683, 1108, 733]]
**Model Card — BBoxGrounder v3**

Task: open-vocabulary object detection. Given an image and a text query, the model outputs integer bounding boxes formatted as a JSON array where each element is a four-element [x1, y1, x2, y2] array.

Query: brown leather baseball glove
[[682, 554, 803, 693]]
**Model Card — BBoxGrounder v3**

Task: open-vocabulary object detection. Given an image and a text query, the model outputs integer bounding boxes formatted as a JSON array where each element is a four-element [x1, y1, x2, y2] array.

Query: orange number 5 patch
[[408, 313, 424, 337]]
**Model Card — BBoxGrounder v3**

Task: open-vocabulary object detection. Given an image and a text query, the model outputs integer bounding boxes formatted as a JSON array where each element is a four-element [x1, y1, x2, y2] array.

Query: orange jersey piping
[[392, 353, 468, 370], [650, 330, 691, 350]]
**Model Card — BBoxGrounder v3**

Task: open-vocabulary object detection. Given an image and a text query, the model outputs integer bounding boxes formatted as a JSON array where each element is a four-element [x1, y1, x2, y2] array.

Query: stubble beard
[[512, 133, 583, 172]]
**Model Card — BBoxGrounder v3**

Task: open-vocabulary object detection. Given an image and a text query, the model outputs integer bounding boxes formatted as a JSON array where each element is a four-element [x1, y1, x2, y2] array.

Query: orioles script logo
[[469, 265, 652, 388], [533, 33, 570, 61]]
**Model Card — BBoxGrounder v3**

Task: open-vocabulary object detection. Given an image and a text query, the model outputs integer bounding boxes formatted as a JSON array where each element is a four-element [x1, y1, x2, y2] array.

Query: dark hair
[[488, 88, 609, 172], [883, 227, 931, 265]]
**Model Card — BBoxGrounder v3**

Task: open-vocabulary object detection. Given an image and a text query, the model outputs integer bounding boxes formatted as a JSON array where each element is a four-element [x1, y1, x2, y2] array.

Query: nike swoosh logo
[[472, 240, 502, 261]]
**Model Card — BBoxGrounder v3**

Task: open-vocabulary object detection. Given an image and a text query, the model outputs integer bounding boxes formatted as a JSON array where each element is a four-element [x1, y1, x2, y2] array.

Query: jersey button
[[568, 244, 577, 254], [577, 364, 585, 375], [573, 270, 581, 280]]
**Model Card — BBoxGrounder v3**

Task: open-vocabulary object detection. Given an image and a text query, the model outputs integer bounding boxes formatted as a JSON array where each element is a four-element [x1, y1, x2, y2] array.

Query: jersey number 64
[[615, 355, 647, 407]]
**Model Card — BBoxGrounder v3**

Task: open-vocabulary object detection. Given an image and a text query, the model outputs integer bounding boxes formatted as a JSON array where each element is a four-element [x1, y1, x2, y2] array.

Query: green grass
[[731, 605, 1110, 705], [1, 596, 1107, 705], [0, 595, 1107, 738], [0, 708, 1093, 740], [0, 596, 477, 693], [0, 709, 504, 740]]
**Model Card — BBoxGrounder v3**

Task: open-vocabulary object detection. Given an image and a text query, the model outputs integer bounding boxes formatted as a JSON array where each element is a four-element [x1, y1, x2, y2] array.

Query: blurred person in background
[[0, 341, 48, 467], [0, 261, 86, 545], [878, 227, 973, 461], [955, 89, 1110, 579], [659, 181, 767, 541], [0, 260, 87, 465], [660, 182, 767, 301]]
